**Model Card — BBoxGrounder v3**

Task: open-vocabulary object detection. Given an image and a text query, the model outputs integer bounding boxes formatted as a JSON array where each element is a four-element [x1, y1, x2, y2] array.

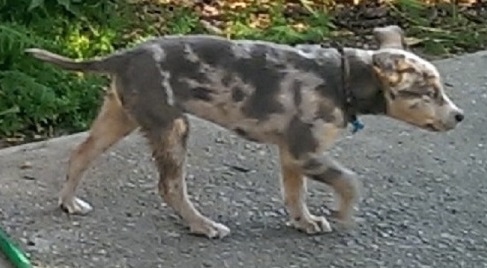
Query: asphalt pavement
[[1, 51, 487, 268]]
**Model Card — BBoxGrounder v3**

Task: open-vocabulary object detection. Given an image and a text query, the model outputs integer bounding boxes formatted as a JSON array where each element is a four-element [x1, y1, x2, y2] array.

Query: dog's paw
[[287, 214, 332, 234], [59, 197, 93, 215], [330, 209, 356, 229], [189, 220, 231, 239]]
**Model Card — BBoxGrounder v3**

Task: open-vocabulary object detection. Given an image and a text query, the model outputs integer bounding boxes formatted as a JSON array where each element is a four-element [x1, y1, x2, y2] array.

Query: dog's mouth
[[424, 122, 452, 132], [425, 123, 440, 132]]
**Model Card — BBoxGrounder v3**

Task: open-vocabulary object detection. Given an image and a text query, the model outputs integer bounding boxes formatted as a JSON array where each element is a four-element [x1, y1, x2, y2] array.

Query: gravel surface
[[1, 51, 487, 268]]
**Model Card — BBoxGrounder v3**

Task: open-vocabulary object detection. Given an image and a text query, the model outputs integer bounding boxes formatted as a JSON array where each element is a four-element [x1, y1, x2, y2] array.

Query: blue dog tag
[[351, 119, 364, 134]]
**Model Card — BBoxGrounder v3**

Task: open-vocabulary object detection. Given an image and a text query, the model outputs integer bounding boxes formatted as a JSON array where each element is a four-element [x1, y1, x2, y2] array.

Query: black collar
[[329, 42, 360, 127]]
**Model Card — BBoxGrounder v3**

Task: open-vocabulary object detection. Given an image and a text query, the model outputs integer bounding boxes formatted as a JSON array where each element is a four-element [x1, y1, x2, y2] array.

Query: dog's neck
[[344, 48, 388, 116]]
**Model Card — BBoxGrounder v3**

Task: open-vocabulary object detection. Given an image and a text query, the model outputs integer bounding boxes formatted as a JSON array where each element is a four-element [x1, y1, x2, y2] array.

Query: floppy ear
[[373, 25, 407, 50], [372, 52, 408, 86]]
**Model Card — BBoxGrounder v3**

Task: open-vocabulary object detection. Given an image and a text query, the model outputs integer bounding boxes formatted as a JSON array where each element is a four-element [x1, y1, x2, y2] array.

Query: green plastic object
[[0, 227, 31, 268]]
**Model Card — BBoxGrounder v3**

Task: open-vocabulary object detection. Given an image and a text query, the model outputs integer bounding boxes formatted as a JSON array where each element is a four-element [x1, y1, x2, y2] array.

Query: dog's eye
[[421, 90, 438, 103], [398, 90, 423, 98]]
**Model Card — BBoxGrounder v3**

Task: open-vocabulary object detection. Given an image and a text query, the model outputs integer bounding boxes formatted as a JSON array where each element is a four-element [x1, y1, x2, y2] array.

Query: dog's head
[[371, 25, 464, 132]]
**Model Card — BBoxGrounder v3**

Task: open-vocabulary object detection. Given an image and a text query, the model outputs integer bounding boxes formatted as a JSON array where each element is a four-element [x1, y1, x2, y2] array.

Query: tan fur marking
[[279, 149, 306, 218], [396, 57, 414, 72], [312, 120, 341, 151], [373, 66, 401, 87]]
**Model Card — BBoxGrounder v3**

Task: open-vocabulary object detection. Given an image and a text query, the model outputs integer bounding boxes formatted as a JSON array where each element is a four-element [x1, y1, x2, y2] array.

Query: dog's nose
[[454, 112, 464, 123]]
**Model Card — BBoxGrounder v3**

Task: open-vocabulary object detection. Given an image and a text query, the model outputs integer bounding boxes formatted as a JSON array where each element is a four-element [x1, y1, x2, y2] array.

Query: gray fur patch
[[286, 116, 318, 158], [232, 86, 245, 102]]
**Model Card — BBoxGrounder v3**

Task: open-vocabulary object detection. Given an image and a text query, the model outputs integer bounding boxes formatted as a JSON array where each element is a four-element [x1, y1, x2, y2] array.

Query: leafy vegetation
[[0, 0, 486, 146], [0, 0, 126, 143]]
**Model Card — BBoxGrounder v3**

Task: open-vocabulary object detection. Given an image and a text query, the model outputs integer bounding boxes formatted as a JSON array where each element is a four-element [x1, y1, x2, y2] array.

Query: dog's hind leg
[[59, 87, 138, 214], [113, 50, 230, 239], [278, 147, 332, 234]]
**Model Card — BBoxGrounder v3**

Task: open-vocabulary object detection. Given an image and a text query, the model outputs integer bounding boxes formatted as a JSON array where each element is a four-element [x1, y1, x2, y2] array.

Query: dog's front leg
[[301, 153, 361, 225], [278, 148, 332, 234]]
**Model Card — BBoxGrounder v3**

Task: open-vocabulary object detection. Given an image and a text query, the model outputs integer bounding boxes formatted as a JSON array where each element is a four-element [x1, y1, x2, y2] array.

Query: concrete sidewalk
[[1, 51, 487, 268], [0, 257, 13, 268]]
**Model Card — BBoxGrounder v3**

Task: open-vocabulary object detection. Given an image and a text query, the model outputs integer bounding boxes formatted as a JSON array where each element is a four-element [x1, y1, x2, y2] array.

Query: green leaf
[[0, 106, 20, 117], [56, 0, 81, 17], [28, 0, 44, 11]]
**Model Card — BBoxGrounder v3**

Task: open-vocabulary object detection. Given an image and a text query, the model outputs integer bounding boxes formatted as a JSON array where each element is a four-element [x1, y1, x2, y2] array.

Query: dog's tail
[[25, 48, 113, 73]]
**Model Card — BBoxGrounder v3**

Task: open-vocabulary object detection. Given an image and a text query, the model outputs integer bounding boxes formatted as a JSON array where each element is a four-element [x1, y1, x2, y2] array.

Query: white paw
[[287, 215, 332, 234], [59, 197, 93, 215], [189, 220, 231, 239]]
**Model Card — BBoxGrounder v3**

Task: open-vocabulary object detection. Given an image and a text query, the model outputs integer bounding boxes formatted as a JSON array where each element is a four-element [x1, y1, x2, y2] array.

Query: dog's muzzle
[[428, 108, 464, 132]]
